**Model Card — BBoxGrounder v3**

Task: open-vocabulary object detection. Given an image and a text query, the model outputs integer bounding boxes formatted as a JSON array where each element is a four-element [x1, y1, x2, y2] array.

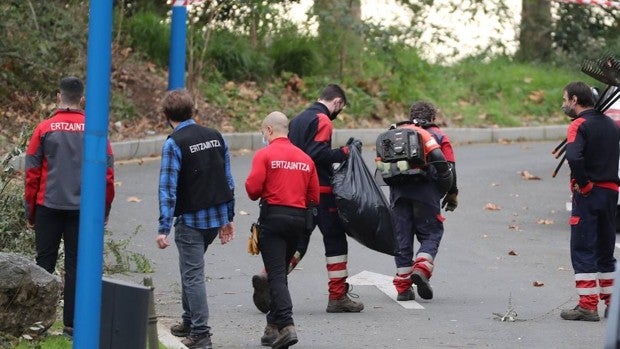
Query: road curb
[[157, 323, 188, 349], [9, 126, 567, 170]]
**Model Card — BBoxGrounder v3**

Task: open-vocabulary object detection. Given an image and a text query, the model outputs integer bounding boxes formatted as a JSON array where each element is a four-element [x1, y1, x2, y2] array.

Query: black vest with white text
[[169, 124, 233, 216]]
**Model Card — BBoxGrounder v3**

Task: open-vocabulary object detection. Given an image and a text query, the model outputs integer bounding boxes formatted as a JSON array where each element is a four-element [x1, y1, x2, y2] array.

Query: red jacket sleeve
[[24, 125, 43, 224], [306, 164, 320, 205], [245, 149, 267, 201]]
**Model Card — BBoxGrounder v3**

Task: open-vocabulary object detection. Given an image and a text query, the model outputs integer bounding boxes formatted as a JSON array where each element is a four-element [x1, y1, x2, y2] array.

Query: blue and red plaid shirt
[[158, 119, 235, 235]]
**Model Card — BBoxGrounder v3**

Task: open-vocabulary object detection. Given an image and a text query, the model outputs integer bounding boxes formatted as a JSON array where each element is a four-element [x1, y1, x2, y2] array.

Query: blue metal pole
[[74, 0, 113, 347], [169, 0, 187, 90]]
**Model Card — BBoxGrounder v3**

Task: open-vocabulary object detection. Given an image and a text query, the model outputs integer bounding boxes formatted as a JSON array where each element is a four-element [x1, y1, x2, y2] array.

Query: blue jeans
[[174, 223, 218, 336]]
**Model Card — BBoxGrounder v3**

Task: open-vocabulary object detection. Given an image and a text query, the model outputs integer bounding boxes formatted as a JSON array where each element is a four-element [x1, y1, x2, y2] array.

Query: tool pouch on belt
[[305, 201, 318, 232], [247, 223, 259, 255]]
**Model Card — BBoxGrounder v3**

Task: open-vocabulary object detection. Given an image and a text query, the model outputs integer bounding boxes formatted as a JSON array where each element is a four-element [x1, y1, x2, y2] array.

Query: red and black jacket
[[24, 109, 115, 224], [288, 102, 348, 192], [566, 109, 620, 190]]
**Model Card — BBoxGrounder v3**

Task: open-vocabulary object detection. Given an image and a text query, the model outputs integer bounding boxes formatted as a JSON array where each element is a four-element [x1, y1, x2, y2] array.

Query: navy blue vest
[[169, 124, 233, 215]]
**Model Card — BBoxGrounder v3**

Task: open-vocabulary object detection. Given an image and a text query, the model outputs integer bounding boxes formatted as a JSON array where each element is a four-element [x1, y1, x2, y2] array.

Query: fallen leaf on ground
[[127, 196, 142, 203], [508, 250, 518, 256], [520, 170, 541, 180], [532, 281, 544, 287], [485, 203, 501, 210], [537, 219, 554, 225], [508, 224, 520, 230]]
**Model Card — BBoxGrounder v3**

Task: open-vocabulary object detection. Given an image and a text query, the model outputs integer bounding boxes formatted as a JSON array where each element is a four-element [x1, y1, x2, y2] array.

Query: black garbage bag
[[331, 146, 397, 256]]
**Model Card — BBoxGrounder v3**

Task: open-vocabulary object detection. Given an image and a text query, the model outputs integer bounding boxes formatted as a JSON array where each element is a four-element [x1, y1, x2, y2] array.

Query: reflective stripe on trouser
[[287, 251, 303, 273], [393, 266, 413, 294], [599, 272, 615, 306], [327, 255, 348, 300], [413, 252, 434, 279], [260, 250, 303, 276], [317, 193, 349, 299], [575, 273, 598, 310], [570, 187, 617, 310]]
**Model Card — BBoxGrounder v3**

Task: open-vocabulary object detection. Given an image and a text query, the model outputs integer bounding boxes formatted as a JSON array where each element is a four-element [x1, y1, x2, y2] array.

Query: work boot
[[62, 326, 73, 338], [261, 324, 279, 346], [326, 294, 364, 313], [396, 287, 416, 301], [181, 332, 213, 349], [560, 305, 600, 321], [411, 270, 433, 300], [605, 305, 610, 319], [271, 325, 298, 349], [170, 321, 191, 337], [252, 274, 270, 314]]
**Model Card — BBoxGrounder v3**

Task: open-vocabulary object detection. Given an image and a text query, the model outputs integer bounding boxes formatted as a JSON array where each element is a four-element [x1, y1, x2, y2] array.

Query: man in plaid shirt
[[156, 89, 235, 349]]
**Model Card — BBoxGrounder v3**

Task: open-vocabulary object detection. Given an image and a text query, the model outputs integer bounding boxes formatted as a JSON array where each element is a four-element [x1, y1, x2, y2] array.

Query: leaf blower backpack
[[375, 122, 427, 185]]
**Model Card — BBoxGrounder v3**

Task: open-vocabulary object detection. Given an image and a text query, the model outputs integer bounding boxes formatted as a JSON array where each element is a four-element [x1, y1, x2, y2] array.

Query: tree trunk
[[516, 0, 553, 62], [314, 0, 362, 81]]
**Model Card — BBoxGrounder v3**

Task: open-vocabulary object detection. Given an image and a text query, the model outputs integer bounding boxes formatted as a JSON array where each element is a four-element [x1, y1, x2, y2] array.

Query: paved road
[[106, 140, 611, 349]]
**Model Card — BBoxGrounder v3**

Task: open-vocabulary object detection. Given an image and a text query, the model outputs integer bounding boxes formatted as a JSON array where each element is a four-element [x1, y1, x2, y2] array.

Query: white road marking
[[348, 270, 425, 309]]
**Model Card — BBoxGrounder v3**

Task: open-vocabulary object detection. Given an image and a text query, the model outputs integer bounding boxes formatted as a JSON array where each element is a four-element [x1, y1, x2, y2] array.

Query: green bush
[[207, 30, 270, 81], [432, 56, 585, 127], [0, 130, 34, 257], [269, 28, 324, 77], [125, 11, 170, 67], [0, 0, 88, 104]]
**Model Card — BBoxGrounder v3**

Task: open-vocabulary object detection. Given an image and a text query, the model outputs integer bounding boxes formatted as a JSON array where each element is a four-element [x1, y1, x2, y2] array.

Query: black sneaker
[[181, 332, 213, 349], [560, 305, 600, 321], [411, 270, 433, 300], [271, 325, 298, 349], [252, 274, 271, 314], [605, 305, 610, 319], [397, 288, 415, 301], [261, 324, 278, 346], [170, 321, 191, 337]]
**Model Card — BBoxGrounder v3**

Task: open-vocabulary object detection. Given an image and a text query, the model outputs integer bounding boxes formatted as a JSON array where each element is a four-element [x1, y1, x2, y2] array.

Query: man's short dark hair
[[59, 76, 84, 105], [564, 81, 595, 108], [319, 84, 348, 106], [409, 101, 437, 123], [162, 89, 194, 122]]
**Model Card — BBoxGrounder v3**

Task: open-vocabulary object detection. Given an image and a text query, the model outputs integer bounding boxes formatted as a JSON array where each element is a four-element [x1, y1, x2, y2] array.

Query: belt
[[263, 204, 306, 217]]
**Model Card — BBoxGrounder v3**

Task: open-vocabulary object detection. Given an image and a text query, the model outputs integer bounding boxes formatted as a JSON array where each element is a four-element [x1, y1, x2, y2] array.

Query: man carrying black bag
[[250, 84, 365, 314]]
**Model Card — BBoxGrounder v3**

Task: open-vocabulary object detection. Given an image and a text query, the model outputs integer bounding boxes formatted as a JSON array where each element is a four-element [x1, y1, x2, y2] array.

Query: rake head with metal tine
[[581, 59, 620, 86], [600, 52, 620, 73]]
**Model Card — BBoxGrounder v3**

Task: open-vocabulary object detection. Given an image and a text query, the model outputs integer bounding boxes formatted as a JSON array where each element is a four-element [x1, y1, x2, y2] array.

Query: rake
[[580, 59, 620, 87], [553, 53, 620, 177]]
